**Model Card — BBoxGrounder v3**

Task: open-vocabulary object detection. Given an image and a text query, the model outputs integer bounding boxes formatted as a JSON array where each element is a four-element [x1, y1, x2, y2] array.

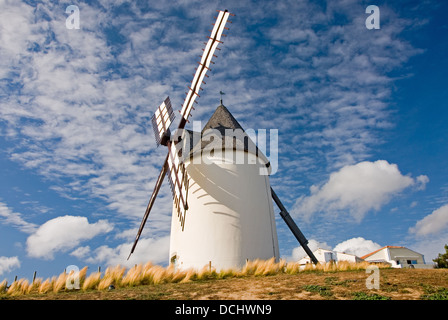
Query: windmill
[[128, 9, 318, 268]]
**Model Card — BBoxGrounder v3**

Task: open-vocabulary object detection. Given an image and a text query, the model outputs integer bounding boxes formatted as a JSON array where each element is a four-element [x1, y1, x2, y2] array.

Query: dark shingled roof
[[201, 104, 244, 133], [194, 104, 258, 154], [179, 104, 268, 166]]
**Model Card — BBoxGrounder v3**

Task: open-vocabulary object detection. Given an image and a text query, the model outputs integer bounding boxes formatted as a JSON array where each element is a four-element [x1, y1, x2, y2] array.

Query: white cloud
[[0, 201, 37, 234], [0, 0, 39, 62], [407, 234, 447, 265], [85, 236, 170, 268], [284, 239, 331, 262], [70, 246, 91, 259], [292, 160, 428, 222], [416, 175, 430, 190], [286, 237, 382, 261], [0, 256, 20, 276], [333, 237, 382, 258], [409, 204, 448, 237], [26, 215, 114, 260]]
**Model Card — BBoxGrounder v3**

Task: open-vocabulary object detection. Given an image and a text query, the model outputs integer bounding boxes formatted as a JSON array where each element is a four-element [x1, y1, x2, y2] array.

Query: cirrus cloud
[[0, 201, 37, 234]]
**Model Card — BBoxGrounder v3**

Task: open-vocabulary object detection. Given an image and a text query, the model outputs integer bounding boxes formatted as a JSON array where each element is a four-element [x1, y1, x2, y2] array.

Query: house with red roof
[[361, 246, 432, 269]]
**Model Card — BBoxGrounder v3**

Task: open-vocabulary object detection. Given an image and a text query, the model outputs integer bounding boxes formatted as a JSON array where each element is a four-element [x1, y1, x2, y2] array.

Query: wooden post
[[32, 271, 37, 284], [209, 261, 212, 272], [14, 275, 17, 282], [98, 266, 101, 273]]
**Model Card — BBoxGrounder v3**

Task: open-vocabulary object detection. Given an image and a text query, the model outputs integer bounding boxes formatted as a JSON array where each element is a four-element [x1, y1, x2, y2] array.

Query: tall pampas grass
[[241, 259, 259, 276], [285, 261, 301, 274], [0, 259, 391, 297], [53, 271, 68, 293], [217, 268, 237, 279], [77, 266, 88, 288], [0, 279, 8, 293], [6, 279, 32, 296], [121, 264, 143, 287], [241, 258, 286, 276], [180, 268, 197, 283], [28, 278, 42, 294], [151, 265, 170, 284], [38, 277, 54, 294], [170, 266, 189, 283], [98, 265, 126, 290], [82, 271, 101, 291], [195, 265, 218, 281]]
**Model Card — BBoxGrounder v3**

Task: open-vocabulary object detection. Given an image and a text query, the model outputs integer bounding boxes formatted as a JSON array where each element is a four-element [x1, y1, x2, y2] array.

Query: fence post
[[32, 271, 37, 284]]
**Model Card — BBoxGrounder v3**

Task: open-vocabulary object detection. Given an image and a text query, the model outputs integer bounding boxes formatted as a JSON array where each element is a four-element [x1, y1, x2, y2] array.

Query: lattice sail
[[167, 140, 189, 230], [128, 9, 232, 260], [179, 10, 231, 125], [151, 97, 175, 146]]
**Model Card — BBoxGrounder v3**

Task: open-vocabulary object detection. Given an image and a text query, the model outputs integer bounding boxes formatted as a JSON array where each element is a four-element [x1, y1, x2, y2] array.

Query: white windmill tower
[[128, 10, 318, 269]]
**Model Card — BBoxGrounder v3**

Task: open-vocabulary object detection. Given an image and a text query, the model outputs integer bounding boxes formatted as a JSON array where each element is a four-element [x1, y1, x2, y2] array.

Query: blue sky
[[0, 0, 447, 282]]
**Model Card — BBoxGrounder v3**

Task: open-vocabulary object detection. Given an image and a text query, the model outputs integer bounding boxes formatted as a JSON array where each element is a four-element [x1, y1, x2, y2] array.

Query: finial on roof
[[219, 90, 225, 106]]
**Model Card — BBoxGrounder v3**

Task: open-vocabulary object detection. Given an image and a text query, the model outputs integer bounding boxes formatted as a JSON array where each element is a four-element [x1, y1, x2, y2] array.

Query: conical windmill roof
[[201, 104, 244, 133], [181, 103, 270, 167]]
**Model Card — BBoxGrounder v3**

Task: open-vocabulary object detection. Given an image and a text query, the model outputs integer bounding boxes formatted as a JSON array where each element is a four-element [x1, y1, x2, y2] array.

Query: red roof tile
[[361, 246, 404, 260]]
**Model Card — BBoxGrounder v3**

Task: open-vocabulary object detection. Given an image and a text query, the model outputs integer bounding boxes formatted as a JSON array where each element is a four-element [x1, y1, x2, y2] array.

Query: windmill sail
[[179, 10, 231, 128], [151, 97, 175, 146], [128, 10, 232, 260], [167, 140, 189, 230]]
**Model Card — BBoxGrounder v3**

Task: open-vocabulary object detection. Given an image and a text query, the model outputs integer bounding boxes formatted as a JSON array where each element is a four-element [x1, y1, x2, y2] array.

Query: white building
[[298, 248, 363, 265], [361, 246, 432, 269], [168, 104, 279, 271]]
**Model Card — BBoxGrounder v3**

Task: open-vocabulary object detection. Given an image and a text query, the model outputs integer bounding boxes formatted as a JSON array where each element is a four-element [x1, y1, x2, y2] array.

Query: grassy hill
[[2, 260, 448, 300]]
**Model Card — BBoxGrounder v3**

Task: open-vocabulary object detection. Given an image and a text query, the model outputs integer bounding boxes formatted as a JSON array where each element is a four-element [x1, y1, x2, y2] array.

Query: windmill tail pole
[[128, 154, 169, 260], [270, 188, 319, 265]]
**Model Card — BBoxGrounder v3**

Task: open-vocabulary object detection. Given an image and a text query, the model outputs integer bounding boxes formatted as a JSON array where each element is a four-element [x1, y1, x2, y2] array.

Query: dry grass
[[98, 265, 126, 290], [82, 272, 101, 291], [53, 272, 67, 293], [6, 279, 30, 296], [38, 278, 53, 294], [0, 279, 8, 293], [1, 259, 392, 297]]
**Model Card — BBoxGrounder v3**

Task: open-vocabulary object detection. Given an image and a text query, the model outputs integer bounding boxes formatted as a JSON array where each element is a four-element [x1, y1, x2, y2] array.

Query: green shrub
[[352, 292, 391, 300]]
